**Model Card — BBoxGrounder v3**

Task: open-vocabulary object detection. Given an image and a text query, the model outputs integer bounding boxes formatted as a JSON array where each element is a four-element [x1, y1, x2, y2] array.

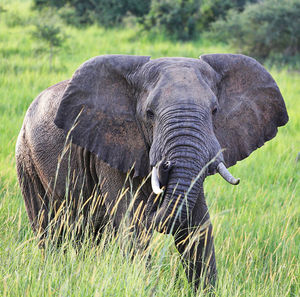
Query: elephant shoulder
[[23, 80, 69, 138], [26, 80, 70, 122], [17, 80, 70, 171]]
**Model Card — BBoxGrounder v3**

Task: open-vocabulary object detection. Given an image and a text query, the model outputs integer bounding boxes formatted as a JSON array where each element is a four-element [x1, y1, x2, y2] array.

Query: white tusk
[[151, 166, 163, 194], [217, 162, 240, 185]]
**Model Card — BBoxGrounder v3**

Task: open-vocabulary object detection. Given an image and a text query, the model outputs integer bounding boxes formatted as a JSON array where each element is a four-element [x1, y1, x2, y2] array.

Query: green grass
[[0, 1, 299, 296]]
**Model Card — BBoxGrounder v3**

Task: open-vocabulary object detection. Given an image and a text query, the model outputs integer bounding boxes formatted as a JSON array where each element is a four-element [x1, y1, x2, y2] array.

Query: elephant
[[16, 54, 288, 290]]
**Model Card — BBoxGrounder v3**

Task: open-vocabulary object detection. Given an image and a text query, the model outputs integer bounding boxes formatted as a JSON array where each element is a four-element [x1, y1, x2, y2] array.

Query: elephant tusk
[[217, 162, 240, 185], [151, 166, 163, 194]]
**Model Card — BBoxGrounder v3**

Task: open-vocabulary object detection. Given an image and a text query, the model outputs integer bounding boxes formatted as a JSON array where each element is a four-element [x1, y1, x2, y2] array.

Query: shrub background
[[33, 0, 151, 26], [211, 0, 300, 61], [32, 0, 300, 62]]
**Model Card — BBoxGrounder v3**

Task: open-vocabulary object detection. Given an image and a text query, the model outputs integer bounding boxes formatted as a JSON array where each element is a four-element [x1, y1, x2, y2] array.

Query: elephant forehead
[[149, 57, 199, 67], [140, 57, 198, 81], [161, 66, 201, 86], [147, 57, 212, 74], [149, 68, 214, 107]]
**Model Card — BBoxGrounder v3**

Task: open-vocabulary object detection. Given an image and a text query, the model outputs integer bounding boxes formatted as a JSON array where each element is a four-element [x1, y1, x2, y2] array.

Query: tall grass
[[0, 0, 299, 296]]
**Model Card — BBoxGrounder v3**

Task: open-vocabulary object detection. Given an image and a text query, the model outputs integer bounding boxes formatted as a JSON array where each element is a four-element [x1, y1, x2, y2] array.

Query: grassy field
[[0, 1, 299, 296]]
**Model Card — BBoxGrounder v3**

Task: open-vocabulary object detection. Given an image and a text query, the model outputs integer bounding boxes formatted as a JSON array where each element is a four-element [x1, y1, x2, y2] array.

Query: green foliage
[[142, 0, 201, 40], [31, 9, 67, 69], [56, 4, 84, 27], [127, 0, 151, 17], [33, 0, 151, 27], [140, 0, 257, 41], [198, 0, 258, 30], [0, 4, 7, 13], [92, 0, 128, 27], [210, 0, 300, 59], [31, 0, 300, 60], [32, 19, 64, 48], [0, 3, 30, 27]]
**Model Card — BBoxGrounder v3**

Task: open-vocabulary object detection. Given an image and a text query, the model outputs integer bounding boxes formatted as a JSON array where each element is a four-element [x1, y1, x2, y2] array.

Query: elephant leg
[[174, 195, 217, 292], [118, 180, 154, 259], [97, 165, 153, 255]]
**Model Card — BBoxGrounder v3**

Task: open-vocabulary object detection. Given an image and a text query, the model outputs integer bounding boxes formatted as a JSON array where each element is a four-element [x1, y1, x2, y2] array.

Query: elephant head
[[54, 54, 288, 233]]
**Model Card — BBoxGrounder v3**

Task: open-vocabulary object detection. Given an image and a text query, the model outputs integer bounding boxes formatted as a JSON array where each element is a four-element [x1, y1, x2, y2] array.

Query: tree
[[31, 10, 66, 70], [142, 0, 201, 40]]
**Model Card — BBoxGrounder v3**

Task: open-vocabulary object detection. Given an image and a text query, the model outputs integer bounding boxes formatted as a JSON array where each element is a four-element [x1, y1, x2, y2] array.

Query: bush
[[198, 0, 258, 30], [140, 0, 257, 41], [210, 0, 300, 59], [33, 0, 151, 27], [142, 0, 201, 41]]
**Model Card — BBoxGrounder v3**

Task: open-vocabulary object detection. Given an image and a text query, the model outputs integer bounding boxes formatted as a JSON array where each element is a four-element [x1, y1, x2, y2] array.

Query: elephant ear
[[54, 55, 151, 177], [200, 54, 288, 167]]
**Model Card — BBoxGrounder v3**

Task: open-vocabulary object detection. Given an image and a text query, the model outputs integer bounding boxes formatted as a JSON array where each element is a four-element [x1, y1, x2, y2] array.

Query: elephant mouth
[[146, 160, 240, 233], [145, 180, 201, 233]]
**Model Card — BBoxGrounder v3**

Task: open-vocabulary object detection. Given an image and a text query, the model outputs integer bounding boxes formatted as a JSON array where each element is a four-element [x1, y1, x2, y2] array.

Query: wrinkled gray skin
[[16, 54, 288, 290]]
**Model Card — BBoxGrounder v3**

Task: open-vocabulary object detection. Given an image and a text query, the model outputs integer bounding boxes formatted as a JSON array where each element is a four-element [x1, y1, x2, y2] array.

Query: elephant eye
[[146, 109, 155, 120], [212, 106, 218, 115]]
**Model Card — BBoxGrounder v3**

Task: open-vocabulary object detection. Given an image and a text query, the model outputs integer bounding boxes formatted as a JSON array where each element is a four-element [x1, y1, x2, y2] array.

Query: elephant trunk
[[154, 159, 203, 233], [150, 106, 219, 234]]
